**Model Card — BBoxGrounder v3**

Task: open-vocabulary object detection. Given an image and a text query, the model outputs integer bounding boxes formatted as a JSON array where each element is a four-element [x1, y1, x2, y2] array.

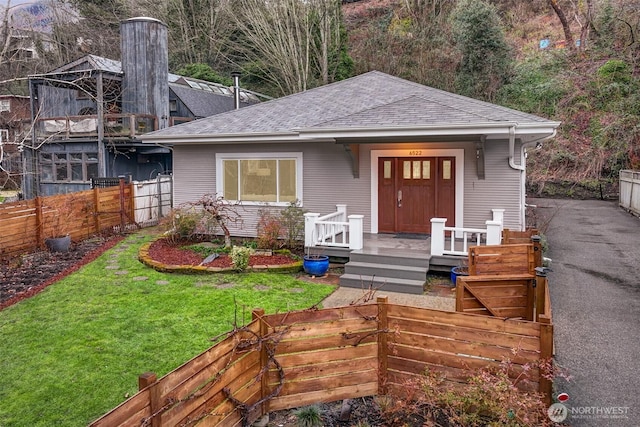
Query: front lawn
[[0, 232, 335, 427]]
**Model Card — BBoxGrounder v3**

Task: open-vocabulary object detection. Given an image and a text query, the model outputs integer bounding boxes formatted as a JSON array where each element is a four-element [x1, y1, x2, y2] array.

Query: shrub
[[256, 208, 283, 249], [377, 354, 561, 427], [280, 200, 306, 248], [165, 208, 202, 242], [230, 246, 252, 271]]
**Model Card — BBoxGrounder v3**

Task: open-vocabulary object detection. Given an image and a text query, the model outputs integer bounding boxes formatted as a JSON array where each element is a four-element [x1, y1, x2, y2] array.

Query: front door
[[378, 157, 455, 234]]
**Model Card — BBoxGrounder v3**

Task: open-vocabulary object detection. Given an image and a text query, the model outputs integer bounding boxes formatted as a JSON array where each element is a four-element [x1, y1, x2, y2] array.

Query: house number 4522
[[409, 150, 422, 156]]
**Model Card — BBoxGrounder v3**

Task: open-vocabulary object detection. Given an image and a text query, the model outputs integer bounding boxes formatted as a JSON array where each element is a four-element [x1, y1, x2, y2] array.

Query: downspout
[[508, 125, 558, 229]]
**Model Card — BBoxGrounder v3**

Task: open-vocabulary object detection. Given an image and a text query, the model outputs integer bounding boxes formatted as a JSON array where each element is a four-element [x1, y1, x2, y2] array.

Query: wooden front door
[[378, 157, 455, 234]]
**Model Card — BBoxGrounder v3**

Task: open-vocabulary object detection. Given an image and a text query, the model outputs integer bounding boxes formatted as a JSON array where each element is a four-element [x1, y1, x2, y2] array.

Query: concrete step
[[344, 261, 427, 281], [339, 273, 425, 295], [349, 248, 430, 268]]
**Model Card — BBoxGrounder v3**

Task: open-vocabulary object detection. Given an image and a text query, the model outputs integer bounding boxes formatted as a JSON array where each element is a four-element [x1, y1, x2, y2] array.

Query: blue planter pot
[[303, 255, 330, 276], [450, 266, 468, 286]]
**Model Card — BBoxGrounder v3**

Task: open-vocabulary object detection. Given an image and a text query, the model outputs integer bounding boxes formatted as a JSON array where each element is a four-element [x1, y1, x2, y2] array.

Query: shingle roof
[[169, 83, 254, 118], [53, 54, 123, 74], [143, 71, 556, 139]]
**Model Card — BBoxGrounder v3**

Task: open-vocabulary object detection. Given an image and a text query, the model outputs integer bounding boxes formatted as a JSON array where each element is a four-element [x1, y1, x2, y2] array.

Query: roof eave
[[139, 122, 561, 145], [297, 122, 561, 139], [139, 131, 319, 145]]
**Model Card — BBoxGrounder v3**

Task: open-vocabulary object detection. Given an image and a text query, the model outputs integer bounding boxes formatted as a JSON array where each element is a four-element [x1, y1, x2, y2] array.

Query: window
[[40, 151, 99, 182], [0, 99, 10, 112], [0, 129, 8, 142], [216, 153, 302, 205]]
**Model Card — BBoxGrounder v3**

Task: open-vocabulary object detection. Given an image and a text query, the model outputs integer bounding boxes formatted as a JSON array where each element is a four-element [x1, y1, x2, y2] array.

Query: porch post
[[304, 213, 320, 247], [491, 208, 505, 230], [485, 220, 502, 245], [348, 214, 364, 250], [430, 218, 446, 256]]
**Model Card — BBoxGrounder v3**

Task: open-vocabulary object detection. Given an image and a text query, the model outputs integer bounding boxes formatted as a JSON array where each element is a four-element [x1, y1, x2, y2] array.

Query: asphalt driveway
[[532, 198, 640, 426]]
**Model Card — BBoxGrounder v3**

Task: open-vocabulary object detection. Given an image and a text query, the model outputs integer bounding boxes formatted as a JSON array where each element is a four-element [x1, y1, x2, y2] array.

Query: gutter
[[508, 125, 557, 171]]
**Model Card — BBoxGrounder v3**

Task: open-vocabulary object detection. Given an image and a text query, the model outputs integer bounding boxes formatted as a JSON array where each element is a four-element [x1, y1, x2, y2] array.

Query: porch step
[[348, 248, 431, 268], [339, 274, 426, 295], [339, 247, 430, 295], [344, 261, 427, 281]]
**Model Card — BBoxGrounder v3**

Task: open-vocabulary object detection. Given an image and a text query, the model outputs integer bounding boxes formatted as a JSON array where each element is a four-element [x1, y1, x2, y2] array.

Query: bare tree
[[229, 0, 347, 96], [548, 0, 576, 51]]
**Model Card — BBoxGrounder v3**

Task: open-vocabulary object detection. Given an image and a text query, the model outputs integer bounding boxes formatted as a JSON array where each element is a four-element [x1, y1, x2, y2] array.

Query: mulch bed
[[147, 238, 300, 269], [0, 235, 124, 311]]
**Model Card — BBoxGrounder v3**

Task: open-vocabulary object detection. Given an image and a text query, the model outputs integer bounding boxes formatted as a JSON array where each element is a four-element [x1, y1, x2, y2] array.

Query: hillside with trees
[[1, 0, 639, 196]]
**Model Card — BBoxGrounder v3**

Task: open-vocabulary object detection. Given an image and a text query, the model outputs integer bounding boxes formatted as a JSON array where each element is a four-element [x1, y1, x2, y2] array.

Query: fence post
[[430, 218, 446, 256], [455, 276, 465, 312], [531, 235, 543, 268], [377, 296, 388, 395], [252, 308, 269, 419], [93, 186, 101, 233], [35, 196, 44, 249], [157, 174, 163, 218], [119, 178, 126, 232], [485, 220, 502, 245], [304, 213, 319, 247], [138, 372, 157, 390], [348, 214, 364, 250], [535, 271, 549, 322], [138, 372, 161, 427], [539, 323, 554, 406]]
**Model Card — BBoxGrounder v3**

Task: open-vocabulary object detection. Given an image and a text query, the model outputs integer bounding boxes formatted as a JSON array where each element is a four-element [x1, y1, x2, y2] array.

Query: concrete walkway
[[321, 285, 455, 311], [533, 198, 640, 426]]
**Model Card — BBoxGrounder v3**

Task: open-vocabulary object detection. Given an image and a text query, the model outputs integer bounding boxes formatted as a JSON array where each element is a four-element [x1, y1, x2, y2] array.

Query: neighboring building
[[141, 71, 560, 236], [23, 17, 258, 198], [0, 95, 30, 190]]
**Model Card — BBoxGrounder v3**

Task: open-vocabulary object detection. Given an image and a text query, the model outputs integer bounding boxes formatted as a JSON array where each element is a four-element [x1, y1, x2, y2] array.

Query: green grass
[[0, 232, 335, 427]]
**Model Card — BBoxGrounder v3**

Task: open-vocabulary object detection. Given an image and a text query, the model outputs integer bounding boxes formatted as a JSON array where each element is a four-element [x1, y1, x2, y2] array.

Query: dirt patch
[[0, 235, 124, 310]]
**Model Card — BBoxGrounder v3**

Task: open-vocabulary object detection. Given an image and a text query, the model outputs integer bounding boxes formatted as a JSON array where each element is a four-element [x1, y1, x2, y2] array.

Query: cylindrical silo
[[120, 17, 169, 130]]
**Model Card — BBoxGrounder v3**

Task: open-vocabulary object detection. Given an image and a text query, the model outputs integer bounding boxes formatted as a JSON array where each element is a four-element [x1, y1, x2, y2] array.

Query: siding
[[173, 142, 370, 237], [464, 139, 522, 230], [172, 139, 523, 237]]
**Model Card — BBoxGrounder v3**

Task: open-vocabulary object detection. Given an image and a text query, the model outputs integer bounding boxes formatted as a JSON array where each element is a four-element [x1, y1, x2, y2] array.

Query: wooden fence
[[0, 181, 134, 259], [456, 238, 551, 324], [89, 297, 553, 427]]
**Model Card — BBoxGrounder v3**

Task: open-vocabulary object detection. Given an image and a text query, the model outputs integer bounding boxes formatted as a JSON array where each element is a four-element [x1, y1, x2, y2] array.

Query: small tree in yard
[[183, 194, 242, 248]]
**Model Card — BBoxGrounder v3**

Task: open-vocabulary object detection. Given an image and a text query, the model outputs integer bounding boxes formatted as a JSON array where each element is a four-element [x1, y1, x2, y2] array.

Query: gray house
[[141, 71, 560, 241]]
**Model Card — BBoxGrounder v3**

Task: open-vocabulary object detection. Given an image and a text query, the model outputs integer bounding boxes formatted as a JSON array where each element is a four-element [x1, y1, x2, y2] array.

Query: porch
[[304, 205, 505, 294]]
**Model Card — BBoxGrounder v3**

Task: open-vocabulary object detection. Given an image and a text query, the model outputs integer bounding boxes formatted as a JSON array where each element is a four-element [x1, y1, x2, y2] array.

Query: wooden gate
[[455, 274, 536, 320]]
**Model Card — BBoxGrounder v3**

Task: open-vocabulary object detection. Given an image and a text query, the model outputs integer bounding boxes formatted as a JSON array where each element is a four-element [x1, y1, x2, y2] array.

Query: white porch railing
[[304, 204, 364, 250], [430, 209, 504, 256]]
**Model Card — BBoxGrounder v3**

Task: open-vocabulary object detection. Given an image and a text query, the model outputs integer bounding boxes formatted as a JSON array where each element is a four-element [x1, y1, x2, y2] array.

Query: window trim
[[215, 152, 303, 206], [39, 151, 99, 183]]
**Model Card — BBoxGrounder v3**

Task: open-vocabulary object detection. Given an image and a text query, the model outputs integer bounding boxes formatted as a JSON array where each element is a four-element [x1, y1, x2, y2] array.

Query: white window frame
[[0, 99, 10, 112], [216, 152, 303, 206]]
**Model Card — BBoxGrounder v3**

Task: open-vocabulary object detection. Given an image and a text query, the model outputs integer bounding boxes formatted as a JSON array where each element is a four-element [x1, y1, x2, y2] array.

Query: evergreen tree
[[450, 0, 511, 101]]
